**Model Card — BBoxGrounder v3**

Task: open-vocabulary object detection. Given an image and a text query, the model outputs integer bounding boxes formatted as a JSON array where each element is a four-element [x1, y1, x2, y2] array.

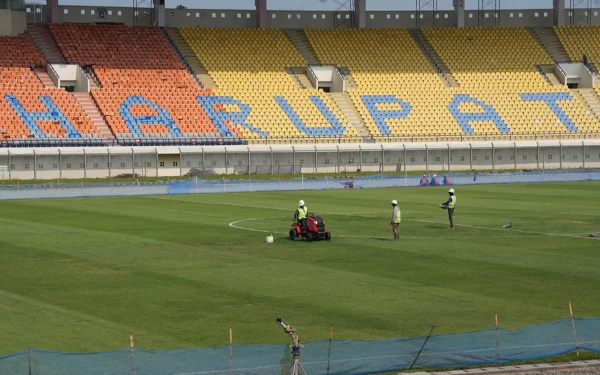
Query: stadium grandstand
[[0, 0, 599, 176]]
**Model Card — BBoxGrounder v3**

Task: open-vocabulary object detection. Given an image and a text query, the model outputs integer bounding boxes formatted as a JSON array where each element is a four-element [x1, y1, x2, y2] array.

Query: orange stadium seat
[[0, 34, 102, 141], [49, 24, 222, 140]]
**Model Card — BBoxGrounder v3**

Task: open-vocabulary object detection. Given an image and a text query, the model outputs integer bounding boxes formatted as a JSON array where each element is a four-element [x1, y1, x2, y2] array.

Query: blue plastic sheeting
[[2, 318, 600, 374], [0, 169, 599, 200]]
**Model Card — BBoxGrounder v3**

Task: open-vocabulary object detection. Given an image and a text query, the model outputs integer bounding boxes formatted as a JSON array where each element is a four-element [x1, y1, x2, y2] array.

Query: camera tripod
[[286, 344, 308, 375]]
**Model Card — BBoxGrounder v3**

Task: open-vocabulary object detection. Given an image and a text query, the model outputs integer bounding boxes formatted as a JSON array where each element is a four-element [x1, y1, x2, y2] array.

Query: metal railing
[[1, 132, 600, 148]]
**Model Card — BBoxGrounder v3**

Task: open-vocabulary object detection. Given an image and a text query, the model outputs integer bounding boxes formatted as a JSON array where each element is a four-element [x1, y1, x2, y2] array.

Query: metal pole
[[229, 327, 234, 375], [582, 141, 586, 169], [382, 145, 385, 174], [409, 325, 436, 370], [536, 142, 540, 170], [425, 144, 428, 172], [494, 313, 500, 360], [201, 147, 205, 173], [58, 149, 63, 179], [514, 142, 517, 170], [131, 148, 135, 176], [107, 149, 111, 178], [569, 301, 580, 356], [491, 143, 495, 171], [469, 143, 473, 170], [337, 145, 340, 173], [447, 143, 451, 171], [359, 145, 363, 172], [155, 148, 159, 177], [292, 146, 296, 175], [130, 335, 137, 375], [559, 141, 563, 169], [315, 146, 318, 174], [7, 149, 11, 180], [179, 147, 183, 177], [83, 149, 87, 179], [248, 146, 251, 175], [225, 147, 228, 175], [33, 149, 37, 180], [28, 347, 32, 375], [270, 146, 274, 175], [403, 144, 407, 172], [326, 323, 334, 375]]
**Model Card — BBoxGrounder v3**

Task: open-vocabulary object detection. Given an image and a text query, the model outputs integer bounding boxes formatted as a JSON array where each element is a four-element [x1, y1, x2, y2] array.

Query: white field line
[[408, 218, 599, 240], [152, 196, 598, 241], [229, 217, 561, 240]]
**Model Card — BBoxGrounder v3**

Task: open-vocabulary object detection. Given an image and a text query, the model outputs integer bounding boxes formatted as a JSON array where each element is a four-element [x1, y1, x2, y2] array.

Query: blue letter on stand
[[274, 96, 345, 137], [197, 96, 268, 137], [448, 94, 510, 134], [520, 93, 578, 132], [5, 94, 81, 138], [119, 96, 182, 137], [360, 95, 412, 135]]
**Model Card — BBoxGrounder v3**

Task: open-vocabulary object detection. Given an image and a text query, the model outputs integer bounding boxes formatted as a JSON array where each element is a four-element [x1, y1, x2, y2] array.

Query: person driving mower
[[294, 200, 308, 230]]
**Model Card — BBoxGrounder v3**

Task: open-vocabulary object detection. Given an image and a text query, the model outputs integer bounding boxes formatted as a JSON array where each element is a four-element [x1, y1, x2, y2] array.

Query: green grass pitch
[[0, 182, 599, 356]]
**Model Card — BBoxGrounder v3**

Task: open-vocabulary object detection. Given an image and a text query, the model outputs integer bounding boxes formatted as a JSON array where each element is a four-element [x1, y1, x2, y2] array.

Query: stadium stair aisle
[[178, 28, 359, 144], [49, 24, 225, 141], [164, 28, 218, 90]]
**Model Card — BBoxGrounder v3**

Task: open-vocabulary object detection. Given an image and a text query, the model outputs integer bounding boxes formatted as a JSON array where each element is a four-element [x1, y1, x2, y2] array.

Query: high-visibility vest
[[392, 206, 401, 223], [298, 206, 308, 219], [449, 196, 456, 209]]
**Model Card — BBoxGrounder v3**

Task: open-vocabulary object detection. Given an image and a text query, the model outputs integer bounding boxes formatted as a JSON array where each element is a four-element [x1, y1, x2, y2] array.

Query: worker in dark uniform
[[294, 200, 308, 231], [439, 188, 457, 229]]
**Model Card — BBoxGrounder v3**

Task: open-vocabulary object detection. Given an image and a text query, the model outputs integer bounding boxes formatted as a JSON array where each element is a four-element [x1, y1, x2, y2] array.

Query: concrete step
[[530, 27, 570, 62], [283, 29, 321, 65], [27, 24, 67, 64], [410, 29, 459, 87], [329, 92, 369, 137], [164, 27, 217, 90], [71, 91, 115, 140]]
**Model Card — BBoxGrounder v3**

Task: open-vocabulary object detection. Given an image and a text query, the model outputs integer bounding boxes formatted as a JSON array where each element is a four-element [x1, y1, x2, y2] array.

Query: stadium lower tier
[[1, 88, 599, 143]]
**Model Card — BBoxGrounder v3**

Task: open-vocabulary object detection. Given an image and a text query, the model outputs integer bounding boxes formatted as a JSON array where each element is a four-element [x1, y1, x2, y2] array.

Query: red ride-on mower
[[289, 214, 332, 242]]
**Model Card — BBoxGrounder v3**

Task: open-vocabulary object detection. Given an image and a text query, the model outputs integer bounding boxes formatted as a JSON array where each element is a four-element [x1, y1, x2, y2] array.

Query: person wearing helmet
[[429, 174, 440, 186], [294, 200, 308, 230], [439, 188, 457, 229], [390, 199, 401, 241], [419, 174, 428, 186]]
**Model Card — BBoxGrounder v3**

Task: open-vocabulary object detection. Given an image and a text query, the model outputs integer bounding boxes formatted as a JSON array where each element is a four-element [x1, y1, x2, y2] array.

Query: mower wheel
[[325, 232, 332, 241], [305, 232, 314, 242], [289, 228, 298, 240]]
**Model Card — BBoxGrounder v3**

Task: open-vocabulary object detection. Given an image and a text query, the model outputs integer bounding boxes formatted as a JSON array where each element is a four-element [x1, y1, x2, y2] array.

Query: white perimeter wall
[[0, 140, 599, 180]]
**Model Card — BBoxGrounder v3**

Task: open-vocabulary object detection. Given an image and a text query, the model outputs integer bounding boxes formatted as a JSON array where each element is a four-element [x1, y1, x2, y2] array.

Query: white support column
[[454, 0, 465, 27], [355, 0, 367, 28], [256, 0, 267, 28], [154, 0, 165, 27], [554, 0, 566, 26]]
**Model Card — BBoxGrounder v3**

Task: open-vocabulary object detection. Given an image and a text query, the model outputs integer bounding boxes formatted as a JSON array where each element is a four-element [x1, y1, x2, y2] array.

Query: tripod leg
[[297, 361, 308, 375]]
